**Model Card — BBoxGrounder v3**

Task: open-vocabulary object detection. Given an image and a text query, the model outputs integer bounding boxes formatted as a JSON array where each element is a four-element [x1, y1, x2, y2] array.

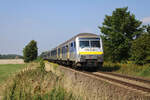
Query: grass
[[2, 62, 80, 100], [0, 64, 25, 83], [103, 62, 150, 78]]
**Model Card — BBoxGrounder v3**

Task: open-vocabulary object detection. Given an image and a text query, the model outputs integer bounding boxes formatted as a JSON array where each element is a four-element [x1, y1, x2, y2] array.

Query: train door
[[66, 45, 69, 59], [72, 41, 76, 60], [69, 42, 73, 60]]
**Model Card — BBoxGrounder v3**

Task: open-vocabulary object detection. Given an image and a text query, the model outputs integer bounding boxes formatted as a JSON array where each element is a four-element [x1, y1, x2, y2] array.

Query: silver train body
[[44, 33, 104, 68]]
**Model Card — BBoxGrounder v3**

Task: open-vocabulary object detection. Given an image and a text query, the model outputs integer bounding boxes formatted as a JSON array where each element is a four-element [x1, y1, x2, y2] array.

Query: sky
[[0, 0, 150, 55]]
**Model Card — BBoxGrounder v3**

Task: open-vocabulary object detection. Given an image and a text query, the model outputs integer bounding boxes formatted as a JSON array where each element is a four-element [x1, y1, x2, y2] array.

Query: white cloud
[[142, 17, 150, 23]]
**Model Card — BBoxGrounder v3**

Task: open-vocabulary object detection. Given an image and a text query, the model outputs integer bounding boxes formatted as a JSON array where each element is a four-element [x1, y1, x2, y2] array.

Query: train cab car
[[75, 33, 103, 68], [47, 33, 104, 69]]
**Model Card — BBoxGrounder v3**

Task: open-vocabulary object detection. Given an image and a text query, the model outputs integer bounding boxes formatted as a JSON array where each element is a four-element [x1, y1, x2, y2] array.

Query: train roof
[[75, 33, 98, 37], [52, 33, 99, 50], [59, 33, 99, 47]]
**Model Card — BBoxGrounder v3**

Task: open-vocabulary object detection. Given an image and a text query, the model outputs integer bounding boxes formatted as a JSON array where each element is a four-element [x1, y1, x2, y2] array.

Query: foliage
[[40, 59, 46, 73], [34, 56, 42, 63], [23, 40, 38, 62], [40, 51, 50, 59], [103, 62, 150, 78], [147, 25, 150, 33], [100, 7, 142, 62], [131, 34, 150, 64], [0, 54, 23, 59], [143, 24, 150, 34]]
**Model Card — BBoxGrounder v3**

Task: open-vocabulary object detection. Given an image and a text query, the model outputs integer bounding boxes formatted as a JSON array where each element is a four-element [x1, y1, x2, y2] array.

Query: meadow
[[0, 64, 25, 84]]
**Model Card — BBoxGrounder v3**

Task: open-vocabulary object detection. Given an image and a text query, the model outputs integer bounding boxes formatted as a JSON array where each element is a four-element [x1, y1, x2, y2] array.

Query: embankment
[[45, 62, 150, 100], [2, 62, 80, 100]]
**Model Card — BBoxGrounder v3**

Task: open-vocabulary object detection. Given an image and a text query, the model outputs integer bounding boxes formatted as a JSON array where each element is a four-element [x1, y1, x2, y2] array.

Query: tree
[[143, 24, 150, 34], [148, 25, 150, 33], [40, 51, 49, 58], [99, 7, 142, 62], [131, 25, 150, 64], [23, 40, 38, 62], [131, 34, 150, 64]]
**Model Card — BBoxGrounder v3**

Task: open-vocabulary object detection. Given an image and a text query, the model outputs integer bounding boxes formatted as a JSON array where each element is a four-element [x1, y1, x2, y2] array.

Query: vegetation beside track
[[1, 61, 80, 100], [0, 64, 25, 84], [102, 62, 150, 78]]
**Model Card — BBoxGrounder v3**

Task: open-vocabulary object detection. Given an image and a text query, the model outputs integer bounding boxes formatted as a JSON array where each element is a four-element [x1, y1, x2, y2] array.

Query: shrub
[[23, 40, 38, 62], [40, 59, 46, 73]]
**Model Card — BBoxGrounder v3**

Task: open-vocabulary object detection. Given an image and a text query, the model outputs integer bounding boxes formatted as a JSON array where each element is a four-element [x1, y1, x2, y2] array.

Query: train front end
[[76, 36, 104, 68]]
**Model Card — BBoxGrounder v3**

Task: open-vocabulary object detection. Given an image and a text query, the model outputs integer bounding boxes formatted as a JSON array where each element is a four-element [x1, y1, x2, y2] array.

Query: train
[[43, 33, 104, 69]]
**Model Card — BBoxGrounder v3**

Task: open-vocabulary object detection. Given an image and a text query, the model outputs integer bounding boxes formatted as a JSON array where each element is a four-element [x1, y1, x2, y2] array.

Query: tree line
[[0, 54, 23, 59]]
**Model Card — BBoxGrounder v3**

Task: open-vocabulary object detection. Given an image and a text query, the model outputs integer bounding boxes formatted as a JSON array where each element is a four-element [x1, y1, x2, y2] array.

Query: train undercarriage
[[46, 58, 103, 71]]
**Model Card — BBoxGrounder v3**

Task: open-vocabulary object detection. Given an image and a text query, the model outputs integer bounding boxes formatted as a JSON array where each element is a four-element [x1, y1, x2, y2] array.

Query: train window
[[91, 41, 100, 47], [74, 41, 76, 48], [51, 50, 56, 56], [79, 41, 89, 48], [71, 43, 73, 47], [48, 52, 50, 56], [58, 48, 60, 55], [62, 46, 65, 53], [79, 38, 100, 41]]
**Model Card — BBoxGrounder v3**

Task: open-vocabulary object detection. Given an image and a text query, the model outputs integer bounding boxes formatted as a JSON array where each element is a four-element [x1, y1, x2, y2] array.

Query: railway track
[[46, 62, 150, 95], [89, 71, 150, 94], [67, 66, 150, 94]]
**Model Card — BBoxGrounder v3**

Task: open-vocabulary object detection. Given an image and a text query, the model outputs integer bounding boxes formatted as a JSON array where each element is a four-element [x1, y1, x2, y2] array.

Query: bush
[[40, 59, 46, 73], [23, 40, 38, 62], [131, 34, 150, 64]]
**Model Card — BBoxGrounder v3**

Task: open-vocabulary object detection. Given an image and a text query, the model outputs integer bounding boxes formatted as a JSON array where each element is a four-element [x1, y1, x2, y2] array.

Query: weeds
[[103, 62, 150, 78]]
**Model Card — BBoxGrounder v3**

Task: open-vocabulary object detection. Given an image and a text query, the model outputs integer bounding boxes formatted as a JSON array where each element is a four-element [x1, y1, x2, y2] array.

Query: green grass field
[[0, 64, 25, 83]]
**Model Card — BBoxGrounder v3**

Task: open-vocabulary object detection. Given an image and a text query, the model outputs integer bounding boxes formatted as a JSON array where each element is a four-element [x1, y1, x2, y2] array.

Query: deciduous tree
[[99, 7, 142, 62], [23, 40, 38, 62]]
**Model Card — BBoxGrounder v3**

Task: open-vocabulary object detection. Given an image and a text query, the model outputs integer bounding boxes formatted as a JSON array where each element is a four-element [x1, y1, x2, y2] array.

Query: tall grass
[[103, 62, 150, 78], [3, 62, 80, 100]]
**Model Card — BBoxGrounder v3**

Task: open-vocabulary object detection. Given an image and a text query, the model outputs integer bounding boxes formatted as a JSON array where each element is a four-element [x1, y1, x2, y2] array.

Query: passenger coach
[[45, 33, 104, 69]]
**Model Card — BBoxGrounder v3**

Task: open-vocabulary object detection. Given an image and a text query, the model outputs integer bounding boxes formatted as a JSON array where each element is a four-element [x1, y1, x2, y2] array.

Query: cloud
[[142, 17, 150, 23]]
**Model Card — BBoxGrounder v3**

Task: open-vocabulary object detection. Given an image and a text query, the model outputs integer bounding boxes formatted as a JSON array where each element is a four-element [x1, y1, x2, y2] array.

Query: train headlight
[[97, 55, 103, 59]]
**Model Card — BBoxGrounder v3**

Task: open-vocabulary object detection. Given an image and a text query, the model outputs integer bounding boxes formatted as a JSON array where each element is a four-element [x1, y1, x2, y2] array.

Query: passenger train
[[43, 33, 104, 69]]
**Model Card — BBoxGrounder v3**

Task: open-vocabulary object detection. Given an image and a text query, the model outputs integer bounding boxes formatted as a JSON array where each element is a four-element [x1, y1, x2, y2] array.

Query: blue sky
[[0, 0, 150, 55]]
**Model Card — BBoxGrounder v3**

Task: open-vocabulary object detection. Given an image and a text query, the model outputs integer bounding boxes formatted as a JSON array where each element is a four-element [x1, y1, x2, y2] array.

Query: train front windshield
[[79, 41, 89, 48], [79, 38, 100, 48]]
